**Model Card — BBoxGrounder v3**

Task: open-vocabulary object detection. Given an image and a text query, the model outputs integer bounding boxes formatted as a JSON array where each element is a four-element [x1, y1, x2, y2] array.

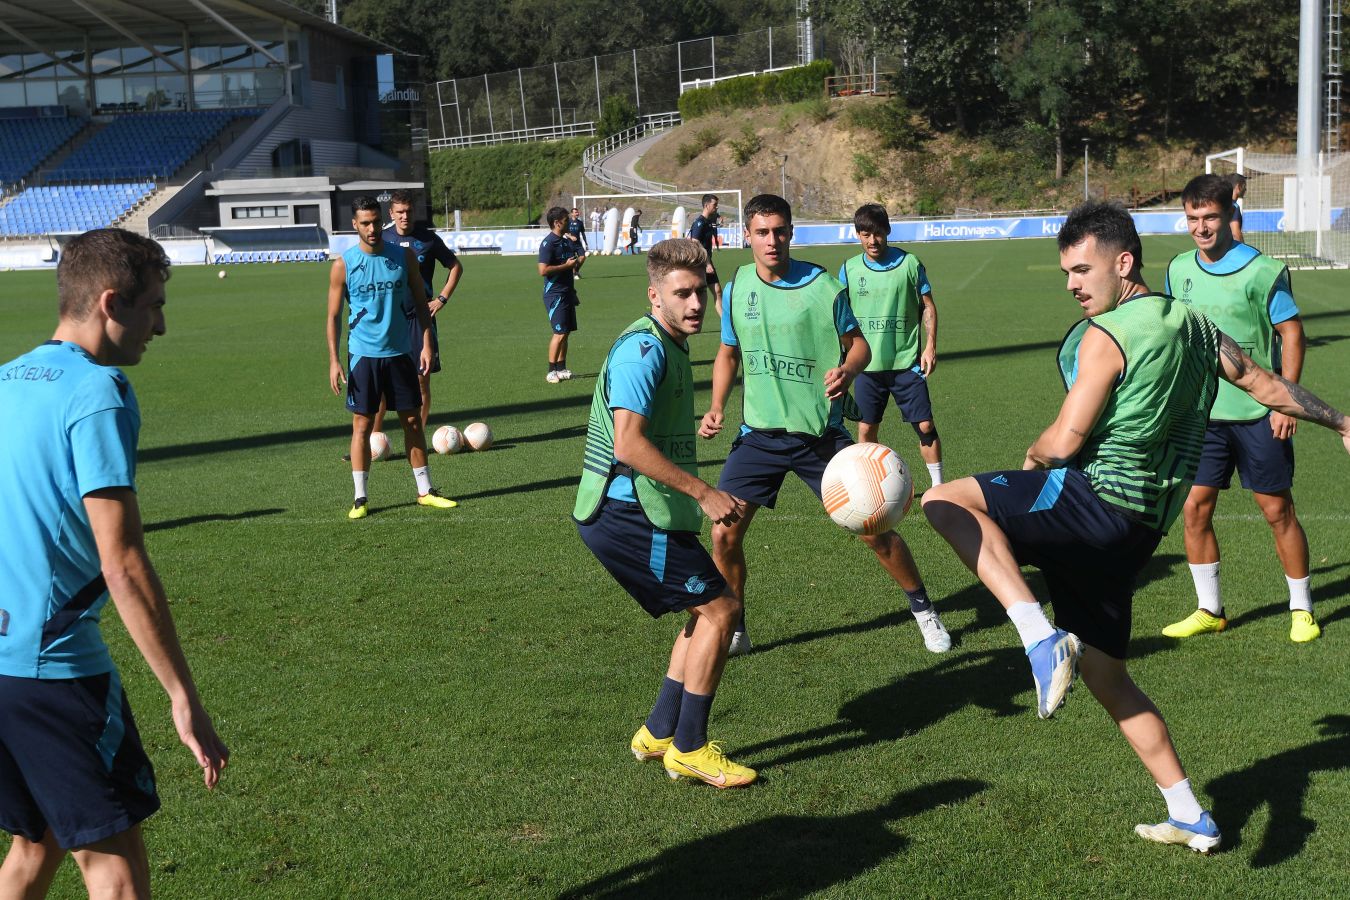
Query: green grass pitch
[[1, 236, 1348, 898]]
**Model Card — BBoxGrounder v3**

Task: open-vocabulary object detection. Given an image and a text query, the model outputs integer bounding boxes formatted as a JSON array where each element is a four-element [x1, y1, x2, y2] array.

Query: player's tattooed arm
[[1221, 331, 1349, 436], [920, 294, 937, 375]]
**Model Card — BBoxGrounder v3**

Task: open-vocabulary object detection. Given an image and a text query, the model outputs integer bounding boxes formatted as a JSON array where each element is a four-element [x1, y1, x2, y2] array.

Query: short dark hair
[[546, 206, 569, 226], [1181, 174, 1234, 216], [58, 228, 170, 322], [389, 189, 416, 208], [1056, 201, 1144, 269], [744, 193, 792, 225], [1227, 172, 1247, 188], [853, 203, 890, 235], [351, 196, 381, 217], [701, 193, 718, 207]]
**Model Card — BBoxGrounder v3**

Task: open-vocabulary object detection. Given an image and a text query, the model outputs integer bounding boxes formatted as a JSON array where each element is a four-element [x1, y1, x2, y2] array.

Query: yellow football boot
[[348, 498, 368, 520], [663, 741, 757, 789], [1290, 610, 1321, 643], [416, 489, 459, 509], [630, 725, 673, 762], [1162, 609, 1226, 638]]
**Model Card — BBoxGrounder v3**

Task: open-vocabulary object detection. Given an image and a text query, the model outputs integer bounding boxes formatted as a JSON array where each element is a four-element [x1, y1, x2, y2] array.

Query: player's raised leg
[[922, 476, 1079, 715]]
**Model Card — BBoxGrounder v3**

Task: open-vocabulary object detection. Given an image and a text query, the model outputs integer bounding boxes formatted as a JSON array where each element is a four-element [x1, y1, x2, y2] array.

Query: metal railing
[[680, 65, 803, 94], [581, 113, 680, 194], [825, 72, 895, 98], [428, 120, 597, 150]]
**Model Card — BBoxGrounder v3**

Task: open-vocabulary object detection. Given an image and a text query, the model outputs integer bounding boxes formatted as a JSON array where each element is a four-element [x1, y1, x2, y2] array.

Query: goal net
[[573, 189, 743, 256], [1206, 148, 1350, 269]]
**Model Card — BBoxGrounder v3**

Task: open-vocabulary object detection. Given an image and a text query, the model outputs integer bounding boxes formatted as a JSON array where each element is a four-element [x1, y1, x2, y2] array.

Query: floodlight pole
[[780, 154, 788, 202], [525, 172, 532, 225]]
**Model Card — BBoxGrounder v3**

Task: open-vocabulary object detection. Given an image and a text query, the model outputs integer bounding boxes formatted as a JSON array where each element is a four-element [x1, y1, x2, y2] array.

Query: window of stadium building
[[0, 41, 287, 114]]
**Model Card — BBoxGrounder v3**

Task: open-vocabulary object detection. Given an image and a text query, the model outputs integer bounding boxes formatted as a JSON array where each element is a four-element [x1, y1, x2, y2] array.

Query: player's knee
[[913, 420, 939, 446], [1258, 495, 1298, 529], [1182, 497, 1214, 529]]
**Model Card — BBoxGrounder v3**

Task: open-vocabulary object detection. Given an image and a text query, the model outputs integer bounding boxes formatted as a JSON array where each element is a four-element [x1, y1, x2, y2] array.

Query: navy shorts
[[577, 500, 728, 618], [346, 354, 422, 416], [1193, 416, 1295, 493], [853, 369, 934, 425], [545, 290, 579, 334], [0, 672, 159, 849], [976, 468, 1162, 659], [717, 427, 854, 508], [407, 314, 441, 375]]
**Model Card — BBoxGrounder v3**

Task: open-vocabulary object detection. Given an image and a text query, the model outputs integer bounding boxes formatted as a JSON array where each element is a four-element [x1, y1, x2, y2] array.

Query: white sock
[[1287, 575, 1312, 613], [353, 470, 368, 500], [413, 466, 432, 495], [1188, 562, 1222, 615], [1158, 778, 1204, 825], [926, 462, 944, 487], [1006, 600, 1056, 650]]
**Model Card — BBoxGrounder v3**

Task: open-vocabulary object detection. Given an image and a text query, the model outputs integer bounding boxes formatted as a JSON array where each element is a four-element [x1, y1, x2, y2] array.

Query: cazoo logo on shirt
[[353, 279, 404, 293]]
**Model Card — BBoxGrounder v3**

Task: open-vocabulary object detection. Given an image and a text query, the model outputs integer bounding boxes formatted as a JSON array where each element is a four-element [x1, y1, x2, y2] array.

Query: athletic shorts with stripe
[[576, 500, 727, 618], [346, 354, 422, 416], [0, 671, 160, 849], [975, 468, 1162, 659]]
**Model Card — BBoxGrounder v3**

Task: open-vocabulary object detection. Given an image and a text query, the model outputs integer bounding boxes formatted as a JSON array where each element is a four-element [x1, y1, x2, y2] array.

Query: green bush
[[596, 95, 638, 139], [430, 137, 591, 214], [675, 128, 721, 166], [852, 152, 880, 185], [846, 97, 924, 151], [728, 125, 762, 166], [678, 59, 835, 120]]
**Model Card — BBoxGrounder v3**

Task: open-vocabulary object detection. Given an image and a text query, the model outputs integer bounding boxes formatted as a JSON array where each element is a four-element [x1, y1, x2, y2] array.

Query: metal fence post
[[484, 73, 494, 131], [594, 56, 602, 121], [518, 68, 528, 131], [632, 49, 640, 113]]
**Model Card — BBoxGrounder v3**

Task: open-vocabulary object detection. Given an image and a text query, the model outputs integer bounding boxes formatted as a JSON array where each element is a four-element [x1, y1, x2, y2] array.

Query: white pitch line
[[954, 257, 993, 292]]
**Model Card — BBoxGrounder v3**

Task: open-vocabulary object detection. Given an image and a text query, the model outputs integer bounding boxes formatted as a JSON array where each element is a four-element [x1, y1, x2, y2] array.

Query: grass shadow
[[556, 779, 986, 899], [1207, 714, 1350, 866], [145, 508, 286, 532], [739, 636, 1177, 771]]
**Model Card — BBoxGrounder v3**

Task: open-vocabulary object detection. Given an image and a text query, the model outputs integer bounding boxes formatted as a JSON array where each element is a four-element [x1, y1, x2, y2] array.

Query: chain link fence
[[428, 25, 812, 148]]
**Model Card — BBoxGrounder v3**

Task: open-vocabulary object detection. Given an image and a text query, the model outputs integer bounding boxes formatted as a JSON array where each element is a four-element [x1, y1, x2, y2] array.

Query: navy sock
[[548, 362, 559, 373], [673, 690, 714, 753], [905, 587, 932, 613], [644, 677, 683, 740]]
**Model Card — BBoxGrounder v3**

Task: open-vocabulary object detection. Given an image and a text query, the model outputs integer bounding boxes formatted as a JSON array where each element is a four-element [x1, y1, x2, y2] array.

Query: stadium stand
[[207, 223, 329, 263], [0, 116, 85, 185], [0, 183, 156, 236], [50, 110, 256, 182]]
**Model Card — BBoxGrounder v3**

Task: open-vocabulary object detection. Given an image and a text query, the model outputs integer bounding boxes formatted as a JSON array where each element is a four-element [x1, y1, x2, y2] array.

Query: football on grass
[[463, 422, 493, 451], [821, 442, 913, 535], [432, 425, 464, 455]]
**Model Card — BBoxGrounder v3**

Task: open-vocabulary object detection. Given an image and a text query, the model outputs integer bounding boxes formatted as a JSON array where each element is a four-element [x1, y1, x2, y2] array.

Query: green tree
[[1002, 1, 1086, 179]]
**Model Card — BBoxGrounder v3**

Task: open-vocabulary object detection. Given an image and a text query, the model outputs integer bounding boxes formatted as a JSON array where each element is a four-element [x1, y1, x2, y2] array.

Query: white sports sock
[[1007, 600, 1056, 650], [926, 462, 944, 487], [413, 466, 432, 495], [353, 470, 368, 500], [1287, 575, 1312, 613], [1188, 562, 1222, 615], [1158, 778, 1204, 825]]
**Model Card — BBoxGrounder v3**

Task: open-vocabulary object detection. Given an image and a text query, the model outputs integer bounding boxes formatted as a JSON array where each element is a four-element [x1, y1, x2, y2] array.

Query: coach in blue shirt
[[0, 229, 227, 895]]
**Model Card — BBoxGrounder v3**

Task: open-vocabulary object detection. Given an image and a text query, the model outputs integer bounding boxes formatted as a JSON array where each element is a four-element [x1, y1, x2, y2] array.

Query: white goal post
[[1206, 147, 1350, 269], [573, 189, 743, 255]]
